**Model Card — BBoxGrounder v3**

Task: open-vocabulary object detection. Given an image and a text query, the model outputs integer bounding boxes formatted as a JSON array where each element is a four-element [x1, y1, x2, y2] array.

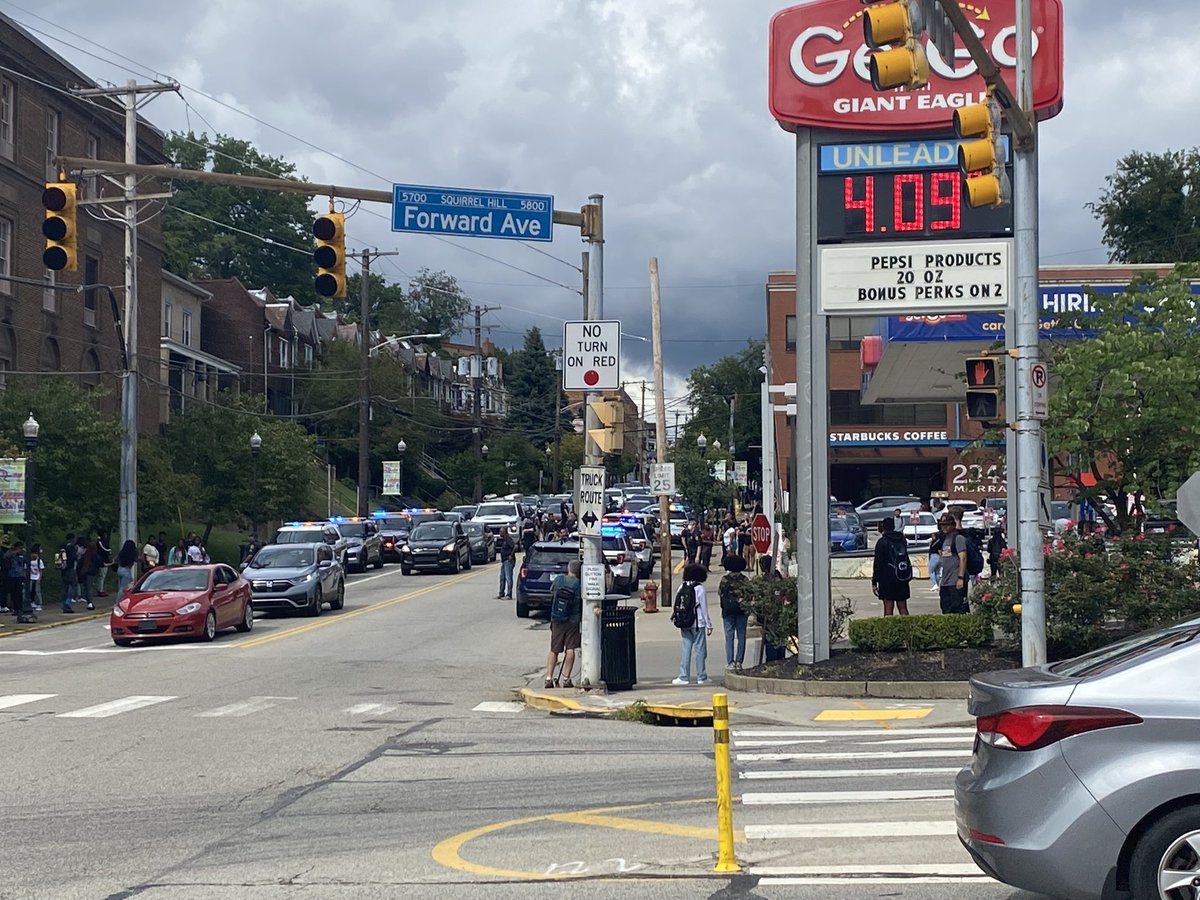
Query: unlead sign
[[562, 320, 620, 391]]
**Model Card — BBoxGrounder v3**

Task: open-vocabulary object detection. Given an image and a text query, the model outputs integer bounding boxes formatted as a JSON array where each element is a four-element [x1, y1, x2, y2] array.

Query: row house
[[159, 271, 239, 419], [371, 335, 508, 420], [0, 13, 166, 432]]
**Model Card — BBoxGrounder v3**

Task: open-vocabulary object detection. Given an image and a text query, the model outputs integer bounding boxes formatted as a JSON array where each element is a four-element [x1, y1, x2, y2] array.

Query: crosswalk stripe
[[0, 693, 57, 710], [741, 767, 962, 780], [745, 820, 958, 840], [758, 875, 991, 885], [344, 702, 398, 717], [854, 736, 974, 745], [752, 864, 984, 876], [737, 749, 969, 762], [732, 727, 975, 738], [57, 695, 176, 718], [195, 696, 296, 718], [743, 788, 953, 805]]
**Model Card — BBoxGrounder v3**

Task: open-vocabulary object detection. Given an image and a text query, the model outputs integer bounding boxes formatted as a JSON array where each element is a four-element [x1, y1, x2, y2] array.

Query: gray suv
[[854, 495, 923, 527], [244, 542, 344, 617]]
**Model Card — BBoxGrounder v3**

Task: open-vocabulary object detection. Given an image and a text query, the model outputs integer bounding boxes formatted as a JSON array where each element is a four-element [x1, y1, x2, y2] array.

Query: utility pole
[[471, 304, 500, 502], [650, 258, 672, 604], [580, 195, 604, 689], [640, 380, 647, 483], [552, 352, 562, 493], [357, 249, 400, 517], [728, 394, 737, 513]]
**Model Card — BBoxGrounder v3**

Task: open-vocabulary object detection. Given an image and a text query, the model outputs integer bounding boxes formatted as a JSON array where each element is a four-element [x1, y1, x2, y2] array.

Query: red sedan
[[110, 564, 254, 647]]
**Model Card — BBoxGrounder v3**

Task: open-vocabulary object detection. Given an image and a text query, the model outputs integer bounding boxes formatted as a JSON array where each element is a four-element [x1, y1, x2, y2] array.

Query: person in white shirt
[[186, 540, 208, 564], [27, 543, 45, 611], [141, 538, 160, 570], [672, 563, 714, 686]]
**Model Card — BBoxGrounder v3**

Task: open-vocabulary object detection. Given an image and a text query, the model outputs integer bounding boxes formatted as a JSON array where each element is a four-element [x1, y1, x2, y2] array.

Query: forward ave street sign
[[392, 183, 554, 242], [562, 320, 621, 391]]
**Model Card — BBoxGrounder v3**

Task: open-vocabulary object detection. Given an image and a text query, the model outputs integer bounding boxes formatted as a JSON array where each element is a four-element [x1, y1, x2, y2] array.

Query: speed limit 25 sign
[[649, 463, 675, 497]]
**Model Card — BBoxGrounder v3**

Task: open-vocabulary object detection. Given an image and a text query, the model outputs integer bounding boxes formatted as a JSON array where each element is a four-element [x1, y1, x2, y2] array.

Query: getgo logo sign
[[769, 0, 1063, 132]]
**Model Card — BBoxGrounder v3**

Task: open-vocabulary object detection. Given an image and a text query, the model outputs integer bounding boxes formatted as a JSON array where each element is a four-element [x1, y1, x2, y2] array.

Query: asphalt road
[[0, 556, 1050, 899]]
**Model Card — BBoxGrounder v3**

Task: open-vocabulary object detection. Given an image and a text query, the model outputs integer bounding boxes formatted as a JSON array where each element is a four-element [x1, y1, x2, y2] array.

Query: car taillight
[[384, 540, 394, 549], [519, 567, 528, 579], [976, 705, 1142, 752]]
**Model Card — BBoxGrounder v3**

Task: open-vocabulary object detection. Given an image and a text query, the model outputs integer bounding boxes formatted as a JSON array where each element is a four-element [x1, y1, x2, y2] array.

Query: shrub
[[739, 576, 853, 647], [849, 613, 991, 652]]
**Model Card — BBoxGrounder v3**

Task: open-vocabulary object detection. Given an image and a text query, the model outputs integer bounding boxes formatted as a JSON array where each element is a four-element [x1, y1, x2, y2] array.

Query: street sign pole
[[580, 195, 605, 690]]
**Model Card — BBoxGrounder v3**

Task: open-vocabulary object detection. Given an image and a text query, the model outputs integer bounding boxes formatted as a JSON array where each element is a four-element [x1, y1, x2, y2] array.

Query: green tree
[[1045, 268, 1200, 532], [668, 442, 728, 515], [343, 270, 411, 333], [506, 327, 558, 444], [163, 132, 316, 301], [680, 340, 765, 465], [404, 268, 471, 339], [1089, 149, 1200, 263]]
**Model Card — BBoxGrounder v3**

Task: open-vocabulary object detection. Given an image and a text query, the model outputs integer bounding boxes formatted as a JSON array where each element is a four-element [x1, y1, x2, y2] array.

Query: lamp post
[[697, 433, 708, 456], [397, 439, 407, 499], [19, 413, 38, 623], [250, 431, 262, 539]]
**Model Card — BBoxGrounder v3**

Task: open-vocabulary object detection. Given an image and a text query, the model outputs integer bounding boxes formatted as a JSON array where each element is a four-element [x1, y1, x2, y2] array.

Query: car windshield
[[464, 523, 484, 537], [409, 512, 443, 525], [250, 546, 314, 569], [830, 516, 853, 530], [476, 503, 517, 517], [336, 523, 368, 537], [527, 546, 577, 567], [1049, 621, 1200, 677], [137, 569, 210, 592], [276, 529, 324, 543], [412, 523, 455, 541], [910, 513, 936, 527], [378, 516, 410, 530]]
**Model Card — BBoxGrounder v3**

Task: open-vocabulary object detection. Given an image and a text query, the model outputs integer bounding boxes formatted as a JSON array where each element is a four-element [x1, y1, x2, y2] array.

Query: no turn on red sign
[[563, 320, 620, 391]]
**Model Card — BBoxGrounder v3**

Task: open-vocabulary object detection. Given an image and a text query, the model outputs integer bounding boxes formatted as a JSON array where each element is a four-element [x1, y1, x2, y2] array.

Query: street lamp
[[250, 432, 262, 539], [397, 439, 407, 498], [23, 413, 39, 449], [19, 413, 38, 622], [481, 443, 489, 459], [697, 433, 708, 456]]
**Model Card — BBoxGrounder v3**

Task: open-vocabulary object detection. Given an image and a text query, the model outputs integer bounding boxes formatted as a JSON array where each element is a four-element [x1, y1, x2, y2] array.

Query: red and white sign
[[751, 513, 773, 554], [769, 0, 1064, 132]]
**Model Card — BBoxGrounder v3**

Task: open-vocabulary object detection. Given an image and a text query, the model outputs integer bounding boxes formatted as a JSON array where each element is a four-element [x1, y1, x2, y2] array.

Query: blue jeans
[[117, 566, 133, 599], [62, 571, 79, 607], [928, 553, 940, 588], [723, 614, 748, 666], [678, 627, 709, 682], [499, 559, 514, 598]]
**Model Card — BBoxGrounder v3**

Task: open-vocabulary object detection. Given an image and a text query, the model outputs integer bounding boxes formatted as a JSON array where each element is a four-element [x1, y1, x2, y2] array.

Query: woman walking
[[671, 563, 713, 686], [115, 539, 139, 600]]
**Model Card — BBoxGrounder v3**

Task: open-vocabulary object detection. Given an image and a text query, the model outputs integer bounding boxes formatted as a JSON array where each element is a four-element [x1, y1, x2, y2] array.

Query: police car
[[602, 514, 655, 579], [372, 509, 445, 562], [328, 516, 384, 573], [273, 521, 350, 568]]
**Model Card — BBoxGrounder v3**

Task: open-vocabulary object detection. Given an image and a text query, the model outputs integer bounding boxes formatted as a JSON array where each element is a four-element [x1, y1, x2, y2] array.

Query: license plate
[[137, 620, 159, 633]]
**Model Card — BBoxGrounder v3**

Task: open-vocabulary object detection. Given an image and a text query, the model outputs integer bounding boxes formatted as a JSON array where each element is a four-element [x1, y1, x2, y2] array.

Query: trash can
[[601, 603, 637, 691]]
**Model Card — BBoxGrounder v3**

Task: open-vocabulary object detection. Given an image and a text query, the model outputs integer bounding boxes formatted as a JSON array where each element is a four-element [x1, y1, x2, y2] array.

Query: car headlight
[[175, 602, 202, 616], [507, 524, 519, 534], [442, 542, 456, 553], [112, 602, 127, 618], [300, 572, 316, 583]]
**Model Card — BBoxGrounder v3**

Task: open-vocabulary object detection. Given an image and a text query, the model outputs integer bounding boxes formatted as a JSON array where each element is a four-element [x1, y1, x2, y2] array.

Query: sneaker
[[561, 678, 574, 688], [61, 608, 75, 614], [725, 663, 738, 672], [697, 676, 711, 686], [86, 603, 95, 611], [544, 679, 555, 689], [671, 676, 690, 686]]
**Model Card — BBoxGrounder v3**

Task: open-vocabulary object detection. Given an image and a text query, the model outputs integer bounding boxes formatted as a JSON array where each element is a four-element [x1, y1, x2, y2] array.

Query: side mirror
[[318, 560, 333, 569]]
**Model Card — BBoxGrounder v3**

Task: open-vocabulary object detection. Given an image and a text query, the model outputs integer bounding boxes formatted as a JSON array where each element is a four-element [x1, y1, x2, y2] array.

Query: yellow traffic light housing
[[955, 93, 1010, 208], [42, 181, 78, 272], [313, 211, 346, 299], [964, 356, 1000, 421], [863, 1, 929, 91], [588, 397, 624, 455]]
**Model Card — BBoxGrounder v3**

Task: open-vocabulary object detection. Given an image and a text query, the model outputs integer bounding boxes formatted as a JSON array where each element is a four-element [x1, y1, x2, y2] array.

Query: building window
[[785, 315, 796, 352], [304, 344, 313, 366], [0, 78, 13, 160], [39, 337, 60, 371], [46, 108, 61, 178], [181, 310, 192, 347], [81, 349, 100, 391], [84, 257, 99, 328], [84, 133, 100, 198], [828, 316, 877, 350], [0, 217, 10, 291], [830, 390, 945, 427], [163, 302, 172, 338], [43, 269, 57, 313], [0, 327, 14, 393]]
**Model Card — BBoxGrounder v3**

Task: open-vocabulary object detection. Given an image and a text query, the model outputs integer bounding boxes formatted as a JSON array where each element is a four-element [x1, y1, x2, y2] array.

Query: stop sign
[[750, 513, 772, 554]]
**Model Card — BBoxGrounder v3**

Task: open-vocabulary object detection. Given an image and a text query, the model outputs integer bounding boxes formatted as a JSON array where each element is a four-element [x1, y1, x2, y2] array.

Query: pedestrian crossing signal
[[964, 357, 999, 421]]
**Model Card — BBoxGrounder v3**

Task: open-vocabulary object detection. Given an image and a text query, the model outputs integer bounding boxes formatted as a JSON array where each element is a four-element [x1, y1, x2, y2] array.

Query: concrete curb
[[725, 671, 968, 700], [515, 687, 717, 720], [0, 609, 109, 638]]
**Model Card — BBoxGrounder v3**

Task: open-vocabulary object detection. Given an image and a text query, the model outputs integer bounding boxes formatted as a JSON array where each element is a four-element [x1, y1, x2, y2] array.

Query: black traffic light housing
[[964, 356, 1000, 421], [42, 182, 78, 272]]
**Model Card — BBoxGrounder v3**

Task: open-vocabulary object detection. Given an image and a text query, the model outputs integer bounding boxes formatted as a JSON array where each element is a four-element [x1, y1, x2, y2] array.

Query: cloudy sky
[[17, 0, 1200, 417]]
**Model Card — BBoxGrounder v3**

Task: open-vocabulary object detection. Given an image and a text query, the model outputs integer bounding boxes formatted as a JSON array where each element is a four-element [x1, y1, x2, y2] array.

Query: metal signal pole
[[580, 195, 604, 690]]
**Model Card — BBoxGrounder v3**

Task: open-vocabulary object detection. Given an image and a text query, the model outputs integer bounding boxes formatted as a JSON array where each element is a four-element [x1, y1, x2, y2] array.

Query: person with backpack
[[58, 534, 79, 613], [496, 532, 517, 600], [934, 513, 971, 614], [2, 540, 26, 618], [719, 555, 750, 671], [671, 563, 713, 686], [543, 560, 582, 689], [871, 519, 912, 616]]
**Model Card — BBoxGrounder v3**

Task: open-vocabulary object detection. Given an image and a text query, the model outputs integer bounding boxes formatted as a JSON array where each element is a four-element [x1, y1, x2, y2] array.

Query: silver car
[[955, 616, 1200, 899], [244, 542, 345, 616]]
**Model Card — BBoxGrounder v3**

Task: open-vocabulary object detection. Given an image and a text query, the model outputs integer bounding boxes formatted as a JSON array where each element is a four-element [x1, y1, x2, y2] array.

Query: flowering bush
[[739, 575, 854, 648], [973, 527, 1200, 659]]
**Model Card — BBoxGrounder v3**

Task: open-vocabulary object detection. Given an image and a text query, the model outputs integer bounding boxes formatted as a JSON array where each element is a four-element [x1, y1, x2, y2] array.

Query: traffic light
[[313, 211, 346, 298], [42, 182, 77, 272], [954, 92, 1010, 208], [964, 356, 1000, 421], [588, 397, 624, 455], [862, 0, 929, 91]]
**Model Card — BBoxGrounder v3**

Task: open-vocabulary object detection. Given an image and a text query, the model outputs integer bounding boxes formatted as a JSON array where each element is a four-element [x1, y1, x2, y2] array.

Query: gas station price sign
[[816, 137, 1013, 243]]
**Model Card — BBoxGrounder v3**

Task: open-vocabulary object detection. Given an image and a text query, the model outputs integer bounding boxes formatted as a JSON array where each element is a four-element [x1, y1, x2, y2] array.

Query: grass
[[608, 700, 655, 724]]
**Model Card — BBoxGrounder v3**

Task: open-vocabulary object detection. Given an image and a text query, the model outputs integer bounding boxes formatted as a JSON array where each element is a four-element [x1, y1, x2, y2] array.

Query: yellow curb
[[0, 609, 109, 638], [643, 703, 715, 719], [516, 688, 725, 720], [517, 687, 590, 713]]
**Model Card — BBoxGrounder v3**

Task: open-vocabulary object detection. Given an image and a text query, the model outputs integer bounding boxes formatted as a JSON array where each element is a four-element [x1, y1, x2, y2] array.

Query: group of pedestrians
[[682, 514, 760, 573]]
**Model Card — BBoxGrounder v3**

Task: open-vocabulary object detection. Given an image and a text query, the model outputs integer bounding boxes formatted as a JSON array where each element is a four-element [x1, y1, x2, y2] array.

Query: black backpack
[[886, 538, 913, 582], [549, 581, 577, 623], [719, 573, 745, 617], [671, 582, 698, 628], [964, 535, 985, 577]]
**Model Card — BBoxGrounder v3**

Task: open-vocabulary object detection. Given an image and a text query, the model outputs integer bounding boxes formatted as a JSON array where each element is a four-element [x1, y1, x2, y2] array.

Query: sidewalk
[[517, 567, 973, 727], [0, 594, 112, 637]]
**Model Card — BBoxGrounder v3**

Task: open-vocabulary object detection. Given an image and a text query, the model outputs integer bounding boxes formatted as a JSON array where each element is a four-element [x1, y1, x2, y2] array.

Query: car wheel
[[307, 586, 323, 617], [113, 638, 133, 647], [448, 555, 460, 575], [374, 552, 383, 569], [463, 551, 472, 571], [401, 565, 412, 576], [329, 580, 345, 611], [235, 600, 254, 633], [200, 609, 218, 642], [1130, 806, 1200, 900], [515, 598, 530, 618]]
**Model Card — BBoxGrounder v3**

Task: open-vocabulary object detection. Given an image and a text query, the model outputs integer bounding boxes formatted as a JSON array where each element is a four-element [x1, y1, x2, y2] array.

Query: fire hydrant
[[640, 579, 659, 614]]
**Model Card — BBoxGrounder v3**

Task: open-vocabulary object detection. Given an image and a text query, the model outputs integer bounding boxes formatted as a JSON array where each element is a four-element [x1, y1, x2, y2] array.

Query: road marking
[[0, 693, 56, 710], [741, 767, 962, 780], [546, 811, 735, 842], [57, 695, 176, 718], [195, 696, 296, 718], [235, 567, 481, 649], [733, 728, 975, 738], [815, 708, 932, 722], [473, 701, 524, 713], [752, 864, 985, 877], [855, 736, 973, 745], [745, 820, 957, 840], [344, 702, 397, 717], [759, 874, 991, 885], [732, 739, 829, 748], [0, 644, 232, 656], [673, 557, 684, 574], [743, 788, 953, 805], [737, 749, 968, 762]]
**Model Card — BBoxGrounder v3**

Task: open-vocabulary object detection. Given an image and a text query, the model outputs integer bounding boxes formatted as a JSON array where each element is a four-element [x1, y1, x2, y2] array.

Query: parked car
[[463, 521, 496, 564], [828, 515, 863, 553], [515, 539, 613, 619], [901, 511, 939, 549], [956, 615, 1200, 899], [450, 504, 478, 520], [273, 521, 350, 568], [110, 564, 253, 646], [472, 501, 523, 540], [854, 495, 923, 527], [328, 516, 384, 572], [373, 509, 444, 562], [400, 520, 471, 575], [667, 505, 690, 547], [598, 527, 637, 593], [243, 542, 344, 616], [603, 514, 655, 578]]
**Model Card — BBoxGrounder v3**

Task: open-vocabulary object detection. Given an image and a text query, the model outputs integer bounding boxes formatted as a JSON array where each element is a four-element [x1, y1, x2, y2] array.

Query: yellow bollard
[[712, 692, 740, 873]]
